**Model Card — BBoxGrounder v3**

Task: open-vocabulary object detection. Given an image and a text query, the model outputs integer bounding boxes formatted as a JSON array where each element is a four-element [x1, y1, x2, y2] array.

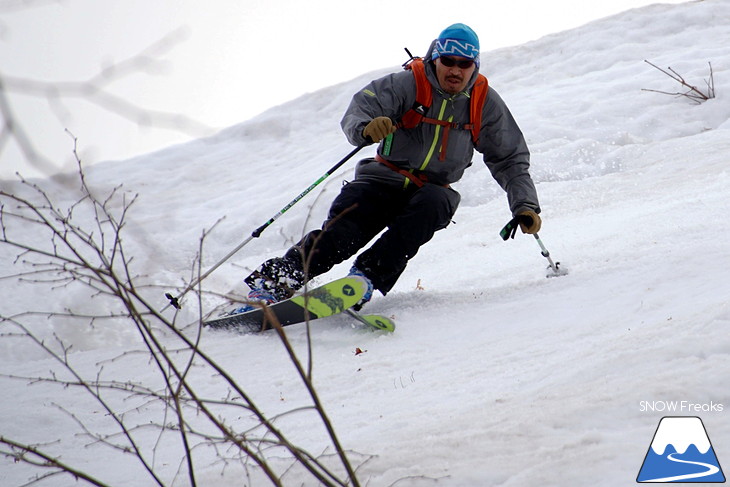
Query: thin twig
[[1, 147, 366, 486], [643, 59, 716, 104]]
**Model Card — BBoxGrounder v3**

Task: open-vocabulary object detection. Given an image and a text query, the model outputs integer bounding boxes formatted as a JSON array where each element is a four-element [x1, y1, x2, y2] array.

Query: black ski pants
[[271, 178, 461, 295]]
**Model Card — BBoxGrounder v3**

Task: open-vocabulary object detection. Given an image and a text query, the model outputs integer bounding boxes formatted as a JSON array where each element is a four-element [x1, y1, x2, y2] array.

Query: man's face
[[434, 56, 476, 94]]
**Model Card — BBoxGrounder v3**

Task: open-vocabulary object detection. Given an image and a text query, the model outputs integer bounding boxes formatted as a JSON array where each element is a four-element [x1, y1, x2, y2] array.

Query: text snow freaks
[[639, 401, 724, 413]]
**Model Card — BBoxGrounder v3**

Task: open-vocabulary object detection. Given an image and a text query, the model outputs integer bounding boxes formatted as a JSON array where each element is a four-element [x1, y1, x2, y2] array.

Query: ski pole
[[499, 216, 568, 278], [532, 233, 567, 277], [163, 141, 368, 311]]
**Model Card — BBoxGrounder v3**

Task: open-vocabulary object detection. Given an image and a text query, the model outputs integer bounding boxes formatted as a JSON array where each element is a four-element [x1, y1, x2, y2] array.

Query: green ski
[[204, 276, 394, 333]]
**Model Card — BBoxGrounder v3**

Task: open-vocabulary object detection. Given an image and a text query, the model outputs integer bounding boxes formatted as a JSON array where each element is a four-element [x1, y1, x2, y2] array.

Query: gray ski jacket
[[340, 59, 540, 217]]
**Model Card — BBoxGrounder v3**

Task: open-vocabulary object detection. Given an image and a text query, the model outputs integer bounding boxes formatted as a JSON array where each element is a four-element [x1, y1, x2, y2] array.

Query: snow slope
[[2, 1, 730, 486]]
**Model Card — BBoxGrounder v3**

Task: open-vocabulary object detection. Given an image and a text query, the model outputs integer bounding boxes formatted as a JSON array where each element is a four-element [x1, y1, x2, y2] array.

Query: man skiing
[[232, 23, 541, 313]]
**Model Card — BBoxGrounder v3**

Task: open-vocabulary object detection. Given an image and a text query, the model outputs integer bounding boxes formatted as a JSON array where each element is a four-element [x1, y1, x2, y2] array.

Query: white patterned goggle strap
[[434, 39, 479, 60]]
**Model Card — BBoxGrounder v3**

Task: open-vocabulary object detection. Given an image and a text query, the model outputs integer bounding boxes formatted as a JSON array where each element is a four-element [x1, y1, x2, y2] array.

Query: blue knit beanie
[[431, 23, 480, 66]]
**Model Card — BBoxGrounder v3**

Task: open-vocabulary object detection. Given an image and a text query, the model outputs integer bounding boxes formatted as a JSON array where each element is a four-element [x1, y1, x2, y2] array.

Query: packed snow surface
[[1, 1, 729, 486]]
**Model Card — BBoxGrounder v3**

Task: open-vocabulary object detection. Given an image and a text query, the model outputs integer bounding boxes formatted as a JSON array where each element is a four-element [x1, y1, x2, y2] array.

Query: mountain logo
[[637, 416, 725, 483]]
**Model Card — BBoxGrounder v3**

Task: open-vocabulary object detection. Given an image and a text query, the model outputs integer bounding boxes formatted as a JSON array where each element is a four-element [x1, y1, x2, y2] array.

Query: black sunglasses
[[439, 56, 475, 69]]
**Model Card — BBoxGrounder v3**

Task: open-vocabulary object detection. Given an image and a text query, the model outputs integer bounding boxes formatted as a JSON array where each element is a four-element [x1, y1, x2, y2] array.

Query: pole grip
[[252, 221, 271, 238]]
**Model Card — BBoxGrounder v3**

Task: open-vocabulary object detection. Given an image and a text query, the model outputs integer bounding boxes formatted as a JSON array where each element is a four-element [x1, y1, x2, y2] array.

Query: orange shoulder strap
[[400, 58, 433, 129], [469, 74, 489, 143], [410, 58, 433, 108]]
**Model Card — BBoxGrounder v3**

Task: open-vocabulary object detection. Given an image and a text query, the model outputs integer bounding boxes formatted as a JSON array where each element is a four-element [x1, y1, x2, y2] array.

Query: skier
[[231, 23, 541, 313]]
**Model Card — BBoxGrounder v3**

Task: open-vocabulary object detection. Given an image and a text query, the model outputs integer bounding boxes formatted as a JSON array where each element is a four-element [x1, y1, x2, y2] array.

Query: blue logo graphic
[[637, 416, 725, 483]]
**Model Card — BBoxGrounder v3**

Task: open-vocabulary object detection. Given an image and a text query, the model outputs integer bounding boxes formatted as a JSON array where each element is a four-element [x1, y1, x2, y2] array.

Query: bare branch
[[1, 157, 369, 486], [0, 26, 213, 177], [0, 436, 111, 487], [643, 59, 716, 104]]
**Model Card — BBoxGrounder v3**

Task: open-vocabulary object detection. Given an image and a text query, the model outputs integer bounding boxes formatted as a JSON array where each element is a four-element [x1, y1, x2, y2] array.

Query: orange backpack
[[399, 57, 489, 150]]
